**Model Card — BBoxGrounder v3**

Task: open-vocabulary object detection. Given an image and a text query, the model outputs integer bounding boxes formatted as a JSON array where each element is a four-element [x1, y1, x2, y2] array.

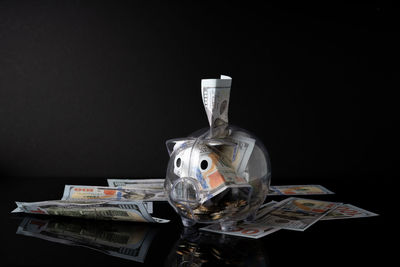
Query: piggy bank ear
[[165, 138, 195, 156]]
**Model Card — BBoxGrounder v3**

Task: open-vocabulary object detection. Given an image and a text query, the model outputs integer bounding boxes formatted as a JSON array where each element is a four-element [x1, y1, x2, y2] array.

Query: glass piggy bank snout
[[165, 138, 254, 226]]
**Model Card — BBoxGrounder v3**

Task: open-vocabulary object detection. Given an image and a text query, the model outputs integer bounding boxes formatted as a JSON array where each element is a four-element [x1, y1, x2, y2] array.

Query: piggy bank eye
[[175, 157, 182, 169], [199, 156, 212, 172]]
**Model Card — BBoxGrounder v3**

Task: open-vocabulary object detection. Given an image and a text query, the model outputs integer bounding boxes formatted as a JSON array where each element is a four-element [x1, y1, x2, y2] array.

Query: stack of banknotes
[[12, 179, 170, 223], [12, 180, 378, 238]]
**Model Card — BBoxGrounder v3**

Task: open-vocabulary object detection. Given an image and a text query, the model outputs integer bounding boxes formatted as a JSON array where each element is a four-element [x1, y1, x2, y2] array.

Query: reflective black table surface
[[1, 177, 393, 266]]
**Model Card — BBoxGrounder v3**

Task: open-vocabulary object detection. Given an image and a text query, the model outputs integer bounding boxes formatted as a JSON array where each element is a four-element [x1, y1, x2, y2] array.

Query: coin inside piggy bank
[[164, 75, 271, 231]]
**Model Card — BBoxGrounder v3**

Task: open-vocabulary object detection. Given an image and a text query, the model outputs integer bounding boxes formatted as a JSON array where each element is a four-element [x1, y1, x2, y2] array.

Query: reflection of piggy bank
[[165, 76, 271, 230], [165, 227, 270, 267]]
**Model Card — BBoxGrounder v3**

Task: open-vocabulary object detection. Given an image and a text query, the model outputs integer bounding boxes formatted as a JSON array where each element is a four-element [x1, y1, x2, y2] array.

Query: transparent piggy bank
[[164, 75, 271, 230]]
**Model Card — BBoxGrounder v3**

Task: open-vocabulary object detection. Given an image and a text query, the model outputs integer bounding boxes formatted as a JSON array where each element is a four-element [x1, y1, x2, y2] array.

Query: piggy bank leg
[[244, 210, 257, 223], [181, 217, 196, 227], [219, 221, 237, 232]]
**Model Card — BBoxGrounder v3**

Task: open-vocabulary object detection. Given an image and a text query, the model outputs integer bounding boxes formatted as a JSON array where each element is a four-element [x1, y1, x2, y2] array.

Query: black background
[[0, 2, 397, 267], [1, 1, 398, 180]]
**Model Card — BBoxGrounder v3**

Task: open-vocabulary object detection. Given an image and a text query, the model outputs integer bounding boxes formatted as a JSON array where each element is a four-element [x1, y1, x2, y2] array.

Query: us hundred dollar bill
[[256, 197, 341, 231], [12, 200, 169, 223], [192, 143, 251, 204], [106, 179, 167, 201], [268, 185, 334, 196], [62, 185, 165, 202], [107, 178, 165, 189], [221, 133, 256, 178], [201, 75, 232, 138], [322, 203, 378, 220]]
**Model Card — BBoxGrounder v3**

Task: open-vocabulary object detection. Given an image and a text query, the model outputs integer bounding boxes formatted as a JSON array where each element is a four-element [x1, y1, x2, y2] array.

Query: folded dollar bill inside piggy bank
[[164, 75, 271, 230]]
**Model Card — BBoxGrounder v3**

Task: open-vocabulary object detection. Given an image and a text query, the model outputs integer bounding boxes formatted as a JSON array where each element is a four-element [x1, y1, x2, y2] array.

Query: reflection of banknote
[[256, 198, 341, 231], [16, 216, 158, 262], [200, 223, 278, 239], [268, 185, 334, 196], [322, 204, 378, 220], [62, 185, 165, 202], [106, 179, 167, 201], [201, 75, 232, 138], [12, 200, 169, 223]]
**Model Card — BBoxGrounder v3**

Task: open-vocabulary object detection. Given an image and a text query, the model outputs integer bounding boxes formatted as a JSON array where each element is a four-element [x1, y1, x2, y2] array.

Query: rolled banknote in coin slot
[[201, 75, 232, 138]]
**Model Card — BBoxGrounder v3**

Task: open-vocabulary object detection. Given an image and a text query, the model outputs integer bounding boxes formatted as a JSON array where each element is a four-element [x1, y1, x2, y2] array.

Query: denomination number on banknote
[[74, 188, 94, 192], [73, 188, 116, 195], [230, 227, 260, 235], [310, 203, 337, 213], [29, 208, 46, 214], [336, 206, 360, 215]]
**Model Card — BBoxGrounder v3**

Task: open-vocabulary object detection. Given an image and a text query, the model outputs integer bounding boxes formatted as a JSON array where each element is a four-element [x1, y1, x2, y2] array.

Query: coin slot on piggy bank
[[164, 75, 271, 231]]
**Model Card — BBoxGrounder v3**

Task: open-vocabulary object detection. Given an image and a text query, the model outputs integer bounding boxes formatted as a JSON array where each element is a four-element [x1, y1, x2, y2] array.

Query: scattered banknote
[[255, 197, 341, 231], [200, 201, 279, 239], [322, 204, 378, 220], [201, 199, 378, 238], [107, 178, 165, 189], [62, 185, 166, 202], [268, 185, 334, 196], [255, 200, 278, 219], [12, 200, 169, 223], [107, 179, 167, 201], [16, 216, 158, 262]]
